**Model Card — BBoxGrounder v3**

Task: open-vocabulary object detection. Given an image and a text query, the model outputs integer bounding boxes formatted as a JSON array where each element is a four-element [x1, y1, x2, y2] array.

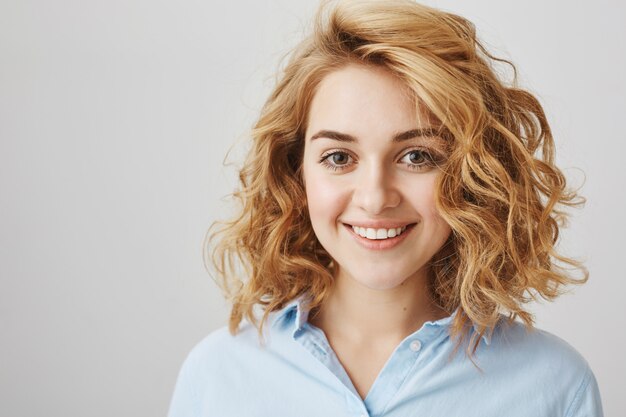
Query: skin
[[302, 63, 452, 400]]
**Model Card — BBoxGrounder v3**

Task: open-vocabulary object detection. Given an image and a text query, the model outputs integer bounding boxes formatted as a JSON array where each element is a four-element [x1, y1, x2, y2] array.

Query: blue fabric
[[168, 295, 603, 416]]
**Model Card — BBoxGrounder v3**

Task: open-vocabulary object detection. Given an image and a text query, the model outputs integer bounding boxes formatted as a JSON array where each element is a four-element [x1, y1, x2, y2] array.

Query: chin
[[341, 265, 414, 291]]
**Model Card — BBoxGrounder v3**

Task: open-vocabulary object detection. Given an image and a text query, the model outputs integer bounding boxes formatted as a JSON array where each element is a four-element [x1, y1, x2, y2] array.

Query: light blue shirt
[[168, 295, 603, 416]]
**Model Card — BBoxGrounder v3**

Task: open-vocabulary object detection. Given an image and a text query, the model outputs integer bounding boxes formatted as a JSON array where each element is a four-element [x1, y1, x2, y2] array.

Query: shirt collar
[[271, 293, 313, 330], [271, 293, 492, 345]]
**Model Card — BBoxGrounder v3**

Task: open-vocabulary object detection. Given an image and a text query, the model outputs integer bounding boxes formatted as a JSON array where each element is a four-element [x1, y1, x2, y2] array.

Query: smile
[[343, 223, 417, 250], [351, 225, 407, 240]]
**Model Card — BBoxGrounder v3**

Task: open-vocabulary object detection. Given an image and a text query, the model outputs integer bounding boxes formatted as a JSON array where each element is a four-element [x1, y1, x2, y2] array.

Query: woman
[[169, 1, 603, 416]]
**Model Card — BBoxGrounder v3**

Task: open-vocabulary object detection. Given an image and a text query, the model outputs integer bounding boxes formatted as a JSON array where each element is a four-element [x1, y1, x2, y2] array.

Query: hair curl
[[204, 0, 587, 357]]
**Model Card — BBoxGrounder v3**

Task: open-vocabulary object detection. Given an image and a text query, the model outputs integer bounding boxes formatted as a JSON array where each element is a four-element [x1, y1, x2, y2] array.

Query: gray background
[[1, 0, 624, 416]]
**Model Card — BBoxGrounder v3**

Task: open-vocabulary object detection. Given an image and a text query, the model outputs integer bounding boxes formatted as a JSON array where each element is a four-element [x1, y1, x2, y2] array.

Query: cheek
[[405, 177, 450, 233], [404, 178, 439, 217], [303, 170, 347, 228]]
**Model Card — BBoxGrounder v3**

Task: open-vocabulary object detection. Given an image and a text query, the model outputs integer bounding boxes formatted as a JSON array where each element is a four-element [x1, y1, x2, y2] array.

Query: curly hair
[[204, 0, 587, 357]]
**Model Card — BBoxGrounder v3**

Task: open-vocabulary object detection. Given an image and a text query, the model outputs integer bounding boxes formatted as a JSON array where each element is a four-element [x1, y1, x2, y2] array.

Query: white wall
[[1, 1, 623, 416]]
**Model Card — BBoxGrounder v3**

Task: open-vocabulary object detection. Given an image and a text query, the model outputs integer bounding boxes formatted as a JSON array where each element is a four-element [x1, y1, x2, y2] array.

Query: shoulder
[[489, 318, 590, 376], [169, 324, 270, 417], [181, 320, 266, 375], [480, 318, 603, 416]]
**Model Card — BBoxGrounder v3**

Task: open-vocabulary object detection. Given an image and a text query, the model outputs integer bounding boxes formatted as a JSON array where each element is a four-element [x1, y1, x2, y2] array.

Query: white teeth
[[351, 225, 409, 240], [375, 229, 387, 239]]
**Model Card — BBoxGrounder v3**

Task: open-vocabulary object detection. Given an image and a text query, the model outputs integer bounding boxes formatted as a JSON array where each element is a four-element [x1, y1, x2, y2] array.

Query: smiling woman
[[168, 1, 603, 416]]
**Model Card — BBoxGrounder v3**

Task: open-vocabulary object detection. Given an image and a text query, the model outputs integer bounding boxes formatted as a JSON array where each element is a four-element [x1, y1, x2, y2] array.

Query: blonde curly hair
[[204, 0, 587, 357]]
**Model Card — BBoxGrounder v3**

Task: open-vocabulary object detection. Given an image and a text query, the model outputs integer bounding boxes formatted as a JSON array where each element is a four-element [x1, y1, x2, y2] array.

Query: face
[[302, 64, 452, 291]]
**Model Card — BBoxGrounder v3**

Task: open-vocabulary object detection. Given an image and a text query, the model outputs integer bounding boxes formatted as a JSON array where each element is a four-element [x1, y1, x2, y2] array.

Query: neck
[[309, 266, 449, 345]]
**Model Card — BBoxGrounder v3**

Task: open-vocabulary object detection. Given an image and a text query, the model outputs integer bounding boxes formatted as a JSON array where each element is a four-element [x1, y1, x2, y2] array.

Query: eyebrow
[[309, 128, 441, 143]]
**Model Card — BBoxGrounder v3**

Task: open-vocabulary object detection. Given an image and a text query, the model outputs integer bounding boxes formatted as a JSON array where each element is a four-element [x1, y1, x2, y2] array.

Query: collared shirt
[[168, 295, 603, 417]]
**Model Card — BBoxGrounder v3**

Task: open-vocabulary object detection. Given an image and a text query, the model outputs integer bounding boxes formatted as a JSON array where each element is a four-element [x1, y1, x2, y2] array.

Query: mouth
[[342, 222, 417, 250], [346, 223, 414, 239]]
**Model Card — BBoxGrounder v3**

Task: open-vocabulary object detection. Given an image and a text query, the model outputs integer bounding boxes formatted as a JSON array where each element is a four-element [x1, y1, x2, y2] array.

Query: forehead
[[305, 64, 435, 138]]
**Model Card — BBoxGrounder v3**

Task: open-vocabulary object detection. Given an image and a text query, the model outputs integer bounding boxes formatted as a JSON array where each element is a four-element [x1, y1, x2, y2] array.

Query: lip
[[343, 220, 414, 229], [343, 222, 416, 250]]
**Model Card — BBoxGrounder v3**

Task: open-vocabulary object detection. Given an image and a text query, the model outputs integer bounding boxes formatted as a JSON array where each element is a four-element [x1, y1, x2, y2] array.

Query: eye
[[400, 149, 440, 171], [319, 150, 353, 171]]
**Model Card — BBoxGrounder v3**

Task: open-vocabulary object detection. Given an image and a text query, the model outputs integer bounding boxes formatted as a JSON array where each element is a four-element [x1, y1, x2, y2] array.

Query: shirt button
[[409, 340, 422, 352]]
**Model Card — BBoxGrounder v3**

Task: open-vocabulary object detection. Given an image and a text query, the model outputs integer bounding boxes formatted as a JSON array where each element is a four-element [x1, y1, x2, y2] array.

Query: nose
[[351, 162, 401, 215]]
